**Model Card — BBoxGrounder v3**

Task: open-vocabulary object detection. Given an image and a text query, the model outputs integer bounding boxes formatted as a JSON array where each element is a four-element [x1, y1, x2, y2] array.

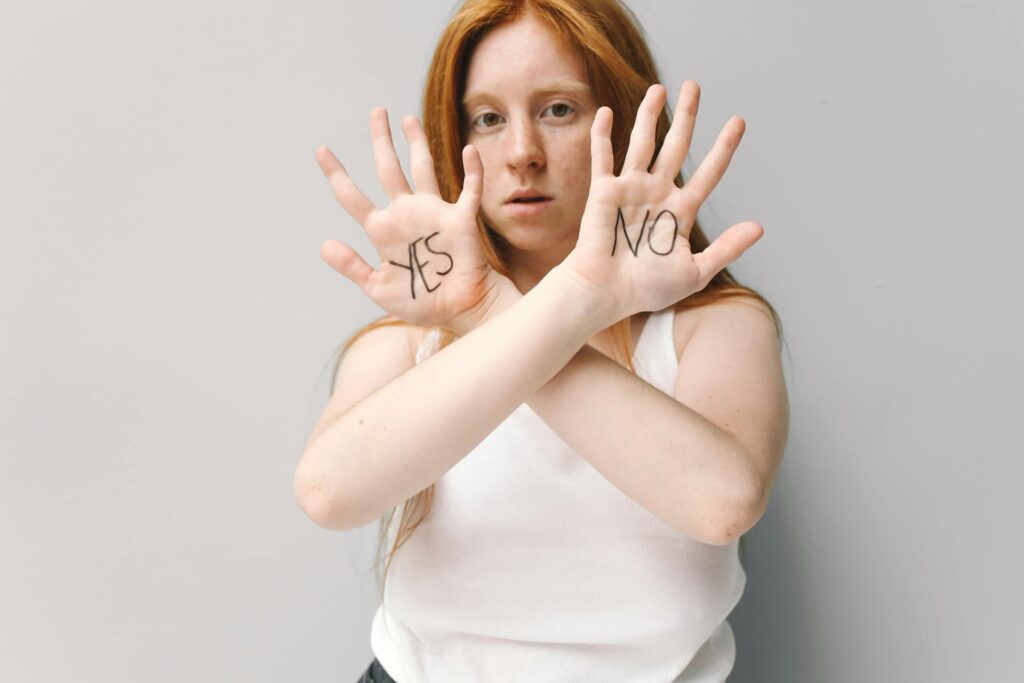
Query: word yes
[[388, 231, 454, 300]]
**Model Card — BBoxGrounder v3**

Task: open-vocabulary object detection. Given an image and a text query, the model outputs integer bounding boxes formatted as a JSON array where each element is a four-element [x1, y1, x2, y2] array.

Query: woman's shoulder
[[669, 291, 775, 362], [352, 315, 429, 362]]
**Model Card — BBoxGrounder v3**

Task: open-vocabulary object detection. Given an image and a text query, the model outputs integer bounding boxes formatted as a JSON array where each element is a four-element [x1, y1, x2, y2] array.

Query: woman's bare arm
[[454, 289, 786, 545]]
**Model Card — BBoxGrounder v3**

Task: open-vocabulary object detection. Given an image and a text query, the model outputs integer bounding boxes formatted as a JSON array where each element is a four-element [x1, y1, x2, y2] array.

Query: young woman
[[296, 1, 789, 680]]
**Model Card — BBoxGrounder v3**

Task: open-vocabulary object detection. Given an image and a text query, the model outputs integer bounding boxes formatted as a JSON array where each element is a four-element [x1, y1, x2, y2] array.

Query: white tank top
[[369, 306, 746, 682]]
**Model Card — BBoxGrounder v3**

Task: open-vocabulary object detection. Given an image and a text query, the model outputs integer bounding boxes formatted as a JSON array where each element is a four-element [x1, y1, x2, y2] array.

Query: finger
[[456, 144, 483, 214], [681, 115, 745, 208], [320, 239, 377, 293], [694, 221, 764, 287], [401, 115, 441, 196], [652, 81, 699, 181], [621, 84, 666, 173], [370, 107, 413, 199], [316, 145, 376, 225], [590, 106, 614, 181]]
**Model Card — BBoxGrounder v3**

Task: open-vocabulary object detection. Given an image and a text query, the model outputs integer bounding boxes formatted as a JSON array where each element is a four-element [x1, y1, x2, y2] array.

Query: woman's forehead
[[463, 14, 589, 95]]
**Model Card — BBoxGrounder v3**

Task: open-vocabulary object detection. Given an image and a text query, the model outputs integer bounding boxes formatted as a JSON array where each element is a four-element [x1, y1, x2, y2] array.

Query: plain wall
[[1, 1, 1020, 680]]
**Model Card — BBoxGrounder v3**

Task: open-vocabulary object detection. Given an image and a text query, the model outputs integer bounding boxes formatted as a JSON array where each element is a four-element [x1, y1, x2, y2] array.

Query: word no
[[611, 208, 682, 256]]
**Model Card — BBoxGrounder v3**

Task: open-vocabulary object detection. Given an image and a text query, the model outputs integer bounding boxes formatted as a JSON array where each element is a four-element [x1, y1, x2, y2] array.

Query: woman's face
[[462, 14, 597, 261]]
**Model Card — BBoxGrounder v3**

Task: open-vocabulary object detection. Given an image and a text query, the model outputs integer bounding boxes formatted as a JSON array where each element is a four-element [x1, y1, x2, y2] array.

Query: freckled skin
[[462, 14, 597, 274]]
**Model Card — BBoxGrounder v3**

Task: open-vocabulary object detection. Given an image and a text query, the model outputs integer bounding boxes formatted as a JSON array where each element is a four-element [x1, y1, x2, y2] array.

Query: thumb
[[694, 221, 764, 285]]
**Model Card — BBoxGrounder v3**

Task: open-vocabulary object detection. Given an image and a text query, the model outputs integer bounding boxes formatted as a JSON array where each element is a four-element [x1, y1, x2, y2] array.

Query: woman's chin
[[484, 213, 578, 256]]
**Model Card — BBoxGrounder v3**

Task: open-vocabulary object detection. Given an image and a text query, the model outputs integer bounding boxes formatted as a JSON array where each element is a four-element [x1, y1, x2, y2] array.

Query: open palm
[[565, 82, 765, 319], [317, 108, 513, 331]]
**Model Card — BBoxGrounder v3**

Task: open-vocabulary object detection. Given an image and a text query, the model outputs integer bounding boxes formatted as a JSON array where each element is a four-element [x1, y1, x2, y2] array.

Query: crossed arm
[[458, 281, 787, 545], [297, 264, 787, 545]]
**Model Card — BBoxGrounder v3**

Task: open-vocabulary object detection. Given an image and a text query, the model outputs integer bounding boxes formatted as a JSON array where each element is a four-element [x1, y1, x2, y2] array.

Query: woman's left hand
[[560, 81, 764, 320]]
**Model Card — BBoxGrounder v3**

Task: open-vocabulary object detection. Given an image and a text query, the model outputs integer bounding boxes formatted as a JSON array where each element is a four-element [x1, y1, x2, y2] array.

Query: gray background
[[1, 0, 1020, 681]]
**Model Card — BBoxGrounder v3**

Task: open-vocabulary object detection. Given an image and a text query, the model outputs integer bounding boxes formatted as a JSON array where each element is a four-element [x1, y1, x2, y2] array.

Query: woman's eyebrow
[[462, 79, 592, 106]]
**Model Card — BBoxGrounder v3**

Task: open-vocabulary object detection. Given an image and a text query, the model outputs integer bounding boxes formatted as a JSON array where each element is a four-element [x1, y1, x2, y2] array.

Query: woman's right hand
[[316, 107, 516, 335]]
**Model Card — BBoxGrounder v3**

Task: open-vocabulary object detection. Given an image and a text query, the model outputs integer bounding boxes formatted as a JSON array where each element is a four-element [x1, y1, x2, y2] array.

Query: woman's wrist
[[548, 260, 624, 328], [447, 277, 522, 337]]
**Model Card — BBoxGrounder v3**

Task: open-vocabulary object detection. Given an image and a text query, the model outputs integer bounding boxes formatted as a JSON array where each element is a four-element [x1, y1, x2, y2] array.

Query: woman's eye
[[543, 103, 574, 118], [474, 112, 503, 128]]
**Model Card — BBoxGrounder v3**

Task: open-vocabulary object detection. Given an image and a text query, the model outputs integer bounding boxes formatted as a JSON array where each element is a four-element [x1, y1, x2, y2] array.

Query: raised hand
[[317, 107, 516, 333], [561, 82, 764, 320]]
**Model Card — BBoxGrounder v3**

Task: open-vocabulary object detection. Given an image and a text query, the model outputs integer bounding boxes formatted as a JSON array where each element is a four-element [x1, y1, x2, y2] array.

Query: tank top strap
[[632, 306, 679, 395], [414, 327, 444, 365]]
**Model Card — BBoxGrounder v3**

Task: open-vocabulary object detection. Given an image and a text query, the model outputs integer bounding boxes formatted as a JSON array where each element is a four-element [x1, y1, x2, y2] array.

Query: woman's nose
[[506, 120, 545, 172]]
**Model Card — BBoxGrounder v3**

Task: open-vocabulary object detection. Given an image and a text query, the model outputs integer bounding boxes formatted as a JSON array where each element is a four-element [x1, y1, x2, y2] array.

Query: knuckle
[[338, 182, 360, 202]]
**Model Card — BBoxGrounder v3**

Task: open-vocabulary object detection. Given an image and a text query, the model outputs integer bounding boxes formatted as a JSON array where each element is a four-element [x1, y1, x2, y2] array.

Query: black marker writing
[[424, 232, 454, 275], [612, 208, 644, 256], [611, 208, 681, 256], [387, 231, 454, 299], [646, 209, 680, 255]]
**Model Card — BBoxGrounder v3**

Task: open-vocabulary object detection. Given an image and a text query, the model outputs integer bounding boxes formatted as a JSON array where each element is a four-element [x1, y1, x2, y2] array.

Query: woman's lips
[[504, 197, 553, 217]]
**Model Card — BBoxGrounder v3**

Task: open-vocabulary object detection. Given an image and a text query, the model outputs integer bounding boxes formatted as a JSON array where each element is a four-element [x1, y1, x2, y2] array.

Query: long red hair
[[326, 0, 783, 595]]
